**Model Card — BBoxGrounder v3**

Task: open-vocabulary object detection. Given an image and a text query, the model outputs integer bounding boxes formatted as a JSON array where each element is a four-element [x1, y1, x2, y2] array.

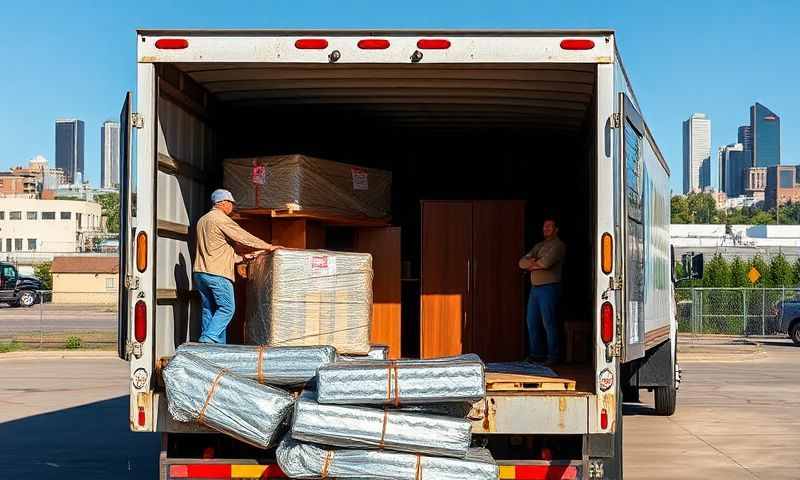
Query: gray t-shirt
[[524, 237, 566, 286]]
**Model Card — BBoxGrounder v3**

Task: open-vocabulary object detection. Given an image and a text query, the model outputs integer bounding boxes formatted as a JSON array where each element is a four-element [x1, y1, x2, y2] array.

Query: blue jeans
[[526, 283, 561, 361], [193, 272, 235, 344]]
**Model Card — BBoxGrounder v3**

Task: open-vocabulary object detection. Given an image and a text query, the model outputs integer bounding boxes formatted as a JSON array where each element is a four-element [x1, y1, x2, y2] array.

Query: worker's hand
[[267, 244, 283, 252], [243, 250, 266, 260]]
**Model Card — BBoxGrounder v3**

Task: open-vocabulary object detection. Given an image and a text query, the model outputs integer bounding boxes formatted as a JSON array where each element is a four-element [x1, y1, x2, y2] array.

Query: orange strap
[[197, 368, 229, 425], [415, 454, 422, 480], [321, 450, 334, 479], [256, 345, 266, 384], [385, 361, 401, 407], [379, 408, 389, 449]]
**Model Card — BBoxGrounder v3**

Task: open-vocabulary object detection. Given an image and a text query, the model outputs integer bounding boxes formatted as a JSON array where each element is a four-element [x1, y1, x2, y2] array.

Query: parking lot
[[0, 341, 797, 479]]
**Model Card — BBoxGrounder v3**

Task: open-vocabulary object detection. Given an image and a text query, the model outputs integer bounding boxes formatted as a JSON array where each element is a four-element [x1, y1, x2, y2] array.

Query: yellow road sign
[[747, 266, 761, 284]]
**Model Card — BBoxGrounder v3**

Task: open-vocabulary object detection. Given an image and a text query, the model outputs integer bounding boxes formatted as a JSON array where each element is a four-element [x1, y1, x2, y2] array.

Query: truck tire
[[654, 385, 677, 416], [790, 322, 800, 346], [17, 290, 37, 308]]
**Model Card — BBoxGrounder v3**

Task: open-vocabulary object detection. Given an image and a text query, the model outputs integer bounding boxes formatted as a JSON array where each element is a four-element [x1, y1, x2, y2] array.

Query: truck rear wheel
[[790, 322, 800, 346], [654, 385, 677, 416]]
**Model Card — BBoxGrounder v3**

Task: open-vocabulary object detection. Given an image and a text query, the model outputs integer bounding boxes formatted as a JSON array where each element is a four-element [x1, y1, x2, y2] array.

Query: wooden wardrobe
[[420, 200, 526, 362]]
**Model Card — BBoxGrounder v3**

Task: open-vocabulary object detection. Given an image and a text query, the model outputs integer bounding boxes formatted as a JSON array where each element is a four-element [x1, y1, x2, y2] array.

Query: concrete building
[[718, 143, 750, 197], [3, 156, 68, 199], [55, 119, 85, 184], [746, 167, 767, 202], [683, 113, 712, 193], [0, 199, 104, 266], [671, 224, 800, 261], [766, 165, 800, 209], [51, 256, 118, 304], [0, 171, 38, 198], [751, 103, 780, 168], [101, 121, 120, 190]]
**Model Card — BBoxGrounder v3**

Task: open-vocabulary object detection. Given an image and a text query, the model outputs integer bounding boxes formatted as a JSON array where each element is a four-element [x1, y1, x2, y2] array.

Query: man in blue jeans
[[519, 218, 566, 365], [193, 189, 281, 343]]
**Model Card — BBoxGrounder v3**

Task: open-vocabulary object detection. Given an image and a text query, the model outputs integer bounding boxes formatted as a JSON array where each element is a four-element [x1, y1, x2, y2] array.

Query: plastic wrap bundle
[[316, 355, 485, 405], [394, 402, 475, 419], [337, 344, 389, 362], [291, 393, 472, 458], [163, 352, 295, 449], [245, 249, 373, 355], [223, 154, 392, 218], [175, 343, 337, 387], [277, 436, 499, 480]]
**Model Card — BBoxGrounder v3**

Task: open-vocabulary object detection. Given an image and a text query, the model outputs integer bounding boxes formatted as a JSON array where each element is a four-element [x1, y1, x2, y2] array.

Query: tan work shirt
[[193, 208, 272, 282], [522, 237, 566, 286]]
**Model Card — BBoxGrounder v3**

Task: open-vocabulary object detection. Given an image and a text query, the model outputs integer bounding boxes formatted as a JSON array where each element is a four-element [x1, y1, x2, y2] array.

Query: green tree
[[779, 202, 800, 224], [33, 262, 52, 290], [748, 255, 770, 287], [729, 256, 749, 288], [767, 253, 794, 287], [95, 192, 120, 233], [703, 253, 732, 288], [686, 192, 721, 223], [750, 210, 775, 225], [792, 258, 800, 287], [671, 195, 691, 224]]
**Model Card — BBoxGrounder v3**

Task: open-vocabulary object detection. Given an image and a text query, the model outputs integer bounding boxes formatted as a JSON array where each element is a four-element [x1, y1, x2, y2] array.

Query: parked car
[[775, 298, 800, 346], [0, 262, 42, 307]]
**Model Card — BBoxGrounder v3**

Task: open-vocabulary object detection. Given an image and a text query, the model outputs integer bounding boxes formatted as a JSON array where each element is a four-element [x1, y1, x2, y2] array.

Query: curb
[[0, 350, 119, 360]]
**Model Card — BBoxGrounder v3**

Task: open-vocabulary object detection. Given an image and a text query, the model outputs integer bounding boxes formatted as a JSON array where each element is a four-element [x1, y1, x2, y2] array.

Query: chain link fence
[[676, 287, 799, 336]]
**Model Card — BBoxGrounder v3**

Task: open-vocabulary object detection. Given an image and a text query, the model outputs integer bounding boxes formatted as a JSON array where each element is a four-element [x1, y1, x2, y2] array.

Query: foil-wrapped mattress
[[291, 393, 472, 458], [276, 436, 498, 480], [316, 355, 485, 405], [337, 345, 389, 362], [175, 343, 336, 387], [163, 352, 295, 449]]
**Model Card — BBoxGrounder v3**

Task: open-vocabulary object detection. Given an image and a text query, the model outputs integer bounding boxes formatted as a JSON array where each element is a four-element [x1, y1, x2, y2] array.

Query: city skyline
[[683, 113, 712, 193]]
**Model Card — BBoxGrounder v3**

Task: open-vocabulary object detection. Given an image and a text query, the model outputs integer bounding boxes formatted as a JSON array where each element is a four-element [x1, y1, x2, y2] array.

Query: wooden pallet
[[232, 208, 391, 227], [486, 372, 576, 392]]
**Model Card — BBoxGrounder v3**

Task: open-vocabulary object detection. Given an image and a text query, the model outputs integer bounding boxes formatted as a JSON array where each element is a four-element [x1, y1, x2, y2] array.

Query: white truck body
[[119, 29, 675, 480]]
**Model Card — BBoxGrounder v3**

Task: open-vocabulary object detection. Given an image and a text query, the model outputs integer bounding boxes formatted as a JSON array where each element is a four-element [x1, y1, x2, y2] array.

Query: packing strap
[[256, 345, 267, 384], [415, 454, 423, 480], [197, 368, 229, 426], [384, 361, 401, 407], [321, 450, 335, 479], [379, 408, 389, 449]]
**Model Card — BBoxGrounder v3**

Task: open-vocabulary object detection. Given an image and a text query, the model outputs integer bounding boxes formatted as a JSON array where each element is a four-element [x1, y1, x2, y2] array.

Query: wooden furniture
[[420, 200, 526, 361]]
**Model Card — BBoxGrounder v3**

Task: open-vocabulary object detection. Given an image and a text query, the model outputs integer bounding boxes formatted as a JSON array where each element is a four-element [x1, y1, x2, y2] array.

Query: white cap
[[211, 189, 236, 204]]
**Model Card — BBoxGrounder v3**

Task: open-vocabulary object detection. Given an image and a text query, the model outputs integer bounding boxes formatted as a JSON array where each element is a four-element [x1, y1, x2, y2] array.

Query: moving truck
[[119, 29, 687, 479]]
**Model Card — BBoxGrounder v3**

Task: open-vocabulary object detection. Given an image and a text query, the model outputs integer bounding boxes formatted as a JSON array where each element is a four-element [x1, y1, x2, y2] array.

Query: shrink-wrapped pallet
[[316, 355, 485, 405], [276, 436, 499, 480], [245, 249, 373, 355], [223, 154, 392, 218], [163, 352, 294, 449], [175, 343, 337, 387], [291, 393, 472, 458]]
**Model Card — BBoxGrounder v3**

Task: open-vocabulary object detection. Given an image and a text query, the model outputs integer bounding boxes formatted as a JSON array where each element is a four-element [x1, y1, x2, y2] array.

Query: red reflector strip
[[169, 464, 288, 479], [169, 465, 189, 478], [417, 39, 451, 49], [186, 464, 231, 478], [294, 38, 328, 49], [560, 39, 595, 50], [358, 39, 390, 50], [155, 39, 189, 50], [501, 464, 579, 480]]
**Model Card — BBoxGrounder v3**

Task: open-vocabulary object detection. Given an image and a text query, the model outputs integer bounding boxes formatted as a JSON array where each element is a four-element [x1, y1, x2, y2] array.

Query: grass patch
[[5, 331, 116, 350], [64, 336, 82, 349], [0, 341, 23, 353]]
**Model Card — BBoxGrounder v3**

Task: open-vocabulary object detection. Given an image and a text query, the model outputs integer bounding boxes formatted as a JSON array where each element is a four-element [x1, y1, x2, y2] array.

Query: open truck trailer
[[118, 30, 678, 480]]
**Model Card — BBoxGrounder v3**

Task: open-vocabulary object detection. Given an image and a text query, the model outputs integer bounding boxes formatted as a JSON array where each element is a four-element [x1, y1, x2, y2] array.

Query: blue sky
[[0, 1, 797, 192]]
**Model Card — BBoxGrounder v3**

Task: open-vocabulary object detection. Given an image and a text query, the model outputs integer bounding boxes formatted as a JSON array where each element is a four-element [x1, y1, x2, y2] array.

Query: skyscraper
[[718, 143, 749, 197], [101, 121, 120, 189], [750, 103, 780, 168], [55, 119, 85, 184], [737, 125, 753, 151], [682, 113, 711, 193]]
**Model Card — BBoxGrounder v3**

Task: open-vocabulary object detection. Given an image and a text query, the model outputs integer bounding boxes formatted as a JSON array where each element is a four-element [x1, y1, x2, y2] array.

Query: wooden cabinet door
[[420, 202, 472, 358], [471, 200, 526, 361], [354, 227, 402, 359]]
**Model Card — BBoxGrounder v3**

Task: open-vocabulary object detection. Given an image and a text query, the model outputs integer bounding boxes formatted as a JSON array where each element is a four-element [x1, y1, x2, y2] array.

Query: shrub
[[65, 336, 82, 350]]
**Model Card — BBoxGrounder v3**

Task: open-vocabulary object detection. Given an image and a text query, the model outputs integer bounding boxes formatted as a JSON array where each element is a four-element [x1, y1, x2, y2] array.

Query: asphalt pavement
[[0, 304, 116, 335]]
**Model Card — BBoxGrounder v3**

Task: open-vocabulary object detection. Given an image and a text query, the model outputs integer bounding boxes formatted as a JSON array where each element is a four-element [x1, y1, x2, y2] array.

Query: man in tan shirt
[[193, 189, 280, 343], [519, 218, 566, 365]]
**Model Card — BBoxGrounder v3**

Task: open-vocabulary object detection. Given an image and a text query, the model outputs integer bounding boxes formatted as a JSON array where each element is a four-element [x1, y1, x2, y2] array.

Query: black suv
[[0, 262, 42, 307]]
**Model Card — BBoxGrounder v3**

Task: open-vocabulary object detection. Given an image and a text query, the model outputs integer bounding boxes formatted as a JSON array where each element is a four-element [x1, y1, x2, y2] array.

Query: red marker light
[[134, 300, 147, 343], [560, 39, 595, 50], [600, 408, 609, 429], [137, 406, 146, 426], [295, 39, 329, 50], [601, 301, 614, 344], [358, 39, 390, 50], [154, 39, 189, 50], [417, 39, 451, 50]]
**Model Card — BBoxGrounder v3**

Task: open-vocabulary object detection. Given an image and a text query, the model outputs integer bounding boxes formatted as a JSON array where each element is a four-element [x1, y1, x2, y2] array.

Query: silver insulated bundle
[[175, 343, 337, 387], [162, 352, 295, 449], [316, 354, 486, 405], [291, 393, 472, 458], [245, 248, 374, 355], [276, 436, 499, 480]]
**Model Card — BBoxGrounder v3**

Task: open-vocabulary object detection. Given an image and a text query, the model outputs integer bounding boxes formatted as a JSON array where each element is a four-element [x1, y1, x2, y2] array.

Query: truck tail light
[[601, 302, 614, 344], [358, 39, 390, 50], [600, 408, 608, 429], [601, 233, 613, 274], [137, 406, 146, 426], [560, 39, 595, 50], [136, 231, 147, 272], [417, 39, 451, 49], [134, 300, 147, 343], [154, 39, 189, 50], [295, 39, 328, 49]]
